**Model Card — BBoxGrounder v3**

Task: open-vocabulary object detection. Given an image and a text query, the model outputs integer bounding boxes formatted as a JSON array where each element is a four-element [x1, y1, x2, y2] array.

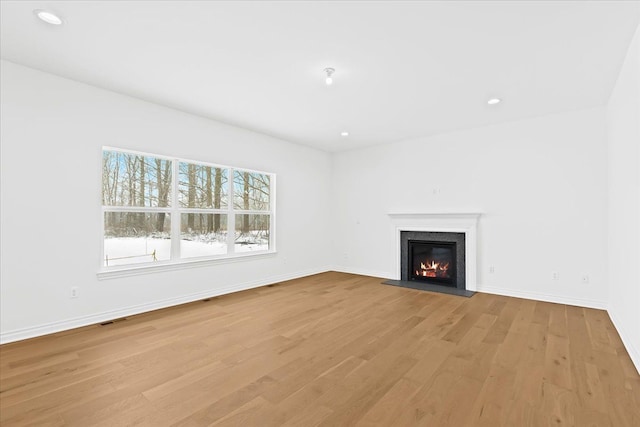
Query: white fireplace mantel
[[388, 212, 481, 291]]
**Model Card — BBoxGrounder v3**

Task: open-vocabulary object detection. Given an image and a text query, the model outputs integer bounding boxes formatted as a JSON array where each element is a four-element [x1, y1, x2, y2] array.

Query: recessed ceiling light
[[34, 10, 63, 25], [324, 68, 335, 86], [487, 98, 501, 105], [341, 131, 349, 137]]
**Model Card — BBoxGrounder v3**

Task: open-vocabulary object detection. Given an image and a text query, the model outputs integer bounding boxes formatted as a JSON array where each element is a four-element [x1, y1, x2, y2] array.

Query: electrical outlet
[[70, 287, 79, 299], [489, 266, 495, 274], [552, 271, 560, 281], [581, 275, 590, 284]]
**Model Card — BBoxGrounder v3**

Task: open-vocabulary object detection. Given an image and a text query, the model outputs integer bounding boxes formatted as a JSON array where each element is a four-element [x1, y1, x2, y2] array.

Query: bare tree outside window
[[102, 151, 172, 266], [233, 171, 271, 251], [102, 148, 273, 268], [178, 162, 229, 259]]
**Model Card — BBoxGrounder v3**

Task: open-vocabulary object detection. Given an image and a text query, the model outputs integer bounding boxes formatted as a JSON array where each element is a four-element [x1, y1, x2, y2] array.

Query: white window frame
[[98, 147, 276, 279]]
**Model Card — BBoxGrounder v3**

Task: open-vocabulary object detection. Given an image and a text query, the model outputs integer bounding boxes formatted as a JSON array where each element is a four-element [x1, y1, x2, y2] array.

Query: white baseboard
[[330, 265, 394, 280], [5, 268, 633, 376], [476, 284, 607, 310], [330, 269, 608, 310], [607, 309, 640, 375], [0, 266, 331, 345]]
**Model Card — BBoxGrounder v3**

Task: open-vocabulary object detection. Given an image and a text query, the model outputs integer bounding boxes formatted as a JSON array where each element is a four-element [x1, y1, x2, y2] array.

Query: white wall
[[606, 24, 640, 372], [332, 108, 609, 309], [2, 50, 636, 375], [0, 60, 332, 343]]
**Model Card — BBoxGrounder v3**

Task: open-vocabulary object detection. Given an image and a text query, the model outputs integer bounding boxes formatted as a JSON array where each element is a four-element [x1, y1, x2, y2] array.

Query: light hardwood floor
[[1, 272, 639, 426]]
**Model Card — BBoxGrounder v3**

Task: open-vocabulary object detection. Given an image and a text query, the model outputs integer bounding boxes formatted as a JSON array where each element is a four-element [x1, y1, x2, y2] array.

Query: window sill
[[97, 250, 277, 280]]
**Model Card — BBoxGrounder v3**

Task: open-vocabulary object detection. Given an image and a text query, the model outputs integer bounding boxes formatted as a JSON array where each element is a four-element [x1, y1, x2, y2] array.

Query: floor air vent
[[99, 317, 127, 326]]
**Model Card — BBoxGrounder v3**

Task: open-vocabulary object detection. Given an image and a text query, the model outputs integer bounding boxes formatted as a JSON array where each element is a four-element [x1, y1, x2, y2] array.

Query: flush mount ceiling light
[[324, 68, 335, 86], [34, 9, 63, 25], [487, 98, 502, 105], [341, 131, 349, 137]]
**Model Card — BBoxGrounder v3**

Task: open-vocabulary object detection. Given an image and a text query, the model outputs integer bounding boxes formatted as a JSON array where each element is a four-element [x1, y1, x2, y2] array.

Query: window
[[101, 148, 274, 269]]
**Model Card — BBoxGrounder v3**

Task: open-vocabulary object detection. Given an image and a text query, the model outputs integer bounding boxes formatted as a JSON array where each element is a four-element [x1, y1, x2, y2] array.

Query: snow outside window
[[101, 148, 274, 269]]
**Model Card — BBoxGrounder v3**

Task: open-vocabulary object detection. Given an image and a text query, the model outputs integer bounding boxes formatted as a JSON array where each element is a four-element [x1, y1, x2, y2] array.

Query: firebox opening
[[409, 240, 457, 287]]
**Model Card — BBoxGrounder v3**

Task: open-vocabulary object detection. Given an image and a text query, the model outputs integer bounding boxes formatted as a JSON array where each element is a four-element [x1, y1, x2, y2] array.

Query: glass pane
[[233, 171, 270, 211], [102, 150, 172, 207], [179, 163, 228, 208], [180, 213, 228, 258], [103, 212, 171, 266], [235, 214, 270, 253]]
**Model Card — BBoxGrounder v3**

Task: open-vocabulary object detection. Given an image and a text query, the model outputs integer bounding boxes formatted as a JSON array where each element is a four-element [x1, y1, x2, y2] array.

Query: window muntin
[[102, 148, 274, 269]]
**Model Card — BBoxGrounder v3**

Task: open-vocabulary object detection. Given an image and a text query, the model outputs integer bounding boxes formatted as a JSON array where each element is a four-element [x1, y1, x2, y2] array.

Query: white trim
[[178, 208, 228, 214], [227, 168, 236, 255], [99, 148, 105, 271], [476, 284, 607, 310], [330, 265, 394, 280], [2, 266, 331, 344], [170, 159, 180, 260], [232, 210, 273, 215], [101, 206, 174, 213], [607, 309, 640, 375], [103, 145, 174, 161], [97, 250, 277, 280], [328, 268, 608, 311], [270, 174, 277, 252], [388, 212, 481, 291], [103, 145, 273, 176], [388, 212, 483, 218]]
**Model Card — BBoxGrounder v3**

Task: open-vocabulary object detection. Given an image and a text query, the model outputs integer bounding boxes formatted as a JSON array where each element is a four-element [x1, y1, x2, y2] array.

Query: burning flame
[[416, 260, 450, 278]]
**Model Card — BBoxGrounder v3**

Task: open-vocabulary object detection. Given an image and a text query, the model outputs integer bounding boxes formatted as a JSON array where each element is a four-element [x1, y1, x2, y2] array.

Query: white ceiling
[[2, 1, 639, 152]]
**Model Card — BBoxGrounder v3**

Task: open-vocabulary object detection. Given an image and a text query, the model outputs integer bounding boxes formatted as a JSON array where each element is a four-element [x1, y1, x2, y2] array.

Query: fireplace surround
[[386, 212, 480, 295]]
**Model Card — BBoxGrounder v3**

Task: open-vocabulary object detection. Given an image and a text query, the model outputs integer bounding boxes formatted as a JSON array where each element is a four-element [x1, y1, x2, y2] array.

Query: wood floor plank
[[355, 377, 421, 427], [1, 272, 639, 426], [465, 363, 517, 426], [544, 333, 572, 390]]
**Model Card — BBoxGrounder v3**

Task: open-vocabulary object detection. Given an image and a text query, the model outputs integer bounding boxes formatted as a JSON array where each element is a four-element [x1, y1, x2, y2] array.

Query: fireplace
[[409, 240, 456, 286], [386, 213, 479, 295], [400, 231, 466, 290]]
